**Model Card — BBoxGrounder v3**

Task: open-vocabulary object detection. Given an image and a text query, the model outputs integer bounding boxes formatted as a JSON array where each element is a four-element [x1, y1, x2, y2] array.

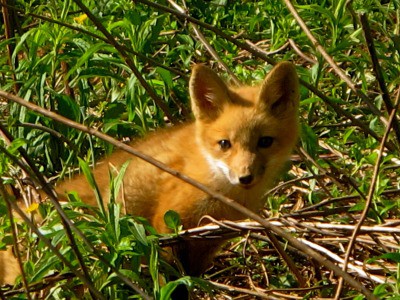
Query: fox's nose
[[239, 175, 254, 185]]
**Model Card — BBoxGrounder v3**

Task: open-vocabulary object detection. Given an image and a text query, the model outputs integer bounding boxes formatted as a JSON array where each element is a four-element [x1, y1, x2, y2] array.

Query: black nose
[[239, 175, 254, 185]]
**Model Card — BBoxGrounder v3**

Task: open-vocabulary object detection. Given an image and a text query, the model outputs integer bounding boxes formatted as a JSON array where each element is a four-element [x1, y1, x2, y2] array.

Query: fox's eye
[[258, 136, 274, 148], [218, 139, 231, 150]]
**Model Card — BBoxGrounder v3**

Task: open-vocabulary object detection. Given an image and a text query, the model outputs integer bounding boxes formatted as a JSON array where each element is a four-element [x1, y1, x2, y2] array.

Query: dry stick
[[0, 137, 151, 299], [161, 220, 400, 244], [334, 88, 400, 299], [360, 13, 400, 143], [245, 40, 290, 57], [0, 90, 377, 299], [16, 122, 79, 153], [209, 281, 280, 300], [0, 183, 32, 300], [2, 273, 75, 298], [70, 0, 176, 123], [135, 0, 393, 151], [288, 39, 317, 64], [168, 0, 240, 85], [301, 239, 389, 284]]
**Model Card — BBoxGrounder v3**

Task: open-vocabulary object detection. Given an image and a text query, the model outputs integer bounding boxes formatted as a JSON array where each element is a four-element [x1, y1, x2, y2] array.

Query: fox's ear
[[189, 65, 230, 121], [258, 62, 299, 116]]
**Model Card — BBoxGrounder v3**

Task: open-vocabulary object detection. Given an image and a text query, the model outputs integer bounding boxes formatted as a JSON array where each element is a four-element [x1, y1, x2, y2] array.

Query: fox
[[0, 62, 299, 284]]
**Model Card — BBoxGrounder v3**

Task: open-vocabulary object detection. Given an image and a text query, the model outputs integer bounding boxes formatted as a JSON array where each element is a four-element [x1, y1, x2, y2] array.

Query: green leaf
[[378, 252, 400, 263], [7, 138, 27, 154], [156, 67, 173, 89], [112, 160, 131, 202], [126, 10, 141, 26], [300, 124, 318, 159], [164, 210, 181, 232], [78, 158, 106, 216], [129, 219, 148, 247], [150, 242, 159, 296], [159, 277, 193, 300], [56, 94, 81, 122], [66, 43, 110, 80]]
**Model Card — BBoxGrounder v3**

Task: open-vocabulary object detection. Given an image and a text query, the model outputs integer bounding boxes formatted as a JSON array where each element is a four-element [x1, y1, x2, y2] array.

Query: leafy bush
[[1, 0, 400, 299]]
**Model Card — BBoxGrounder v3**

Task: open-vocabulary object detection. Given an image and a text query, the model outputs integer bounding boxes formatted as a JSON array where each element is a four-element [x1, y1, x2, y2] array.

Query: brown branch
[[208, 281, 273, 299], [0, 90, 378, 299], [2, 273, 75, 297], [245, 40, 290, 56], [264, 231, 307, 287], [288, 39, 317, 64]]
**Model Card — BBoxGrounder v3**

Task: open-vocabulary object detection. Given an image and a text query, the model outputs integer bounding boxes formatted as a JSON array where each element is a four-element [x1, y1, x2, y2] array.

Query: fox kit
[[0, 62, 299, 283]]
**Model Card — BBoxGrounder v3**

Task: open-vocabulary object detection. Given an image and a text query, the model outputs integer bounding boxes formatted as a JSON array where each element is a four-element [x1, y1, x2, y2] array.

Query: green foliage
[[1, 0, 400, 299]]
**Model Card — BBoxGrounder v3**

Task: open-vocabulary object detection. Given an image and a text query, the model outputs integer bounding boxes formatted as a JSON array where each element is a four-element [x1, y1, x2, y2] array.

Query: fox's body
[[1, 62, 299, 282]]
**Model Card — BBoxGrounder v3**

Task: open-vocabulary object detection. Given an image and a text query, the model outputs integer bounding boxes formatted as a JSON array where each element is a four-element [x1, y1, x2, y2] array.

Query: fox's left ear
[[258, 62, 299, 116], [189, 64, 230, 121]]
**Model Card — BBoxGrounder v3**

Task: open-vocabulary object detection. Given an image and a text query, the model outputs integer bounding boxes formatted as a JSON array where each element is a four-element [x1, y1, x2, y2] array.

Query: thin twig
[[299, 78, 395, 151], [2, 273, 75, 297], [244, 40, 290, 57], [209, 281, 280, 299], [296, 145, 333, 197], [1, 0, 19, 93], [264, 231, 306, 287], [288, 39, 317, 64], [301, 238, 391, 284]]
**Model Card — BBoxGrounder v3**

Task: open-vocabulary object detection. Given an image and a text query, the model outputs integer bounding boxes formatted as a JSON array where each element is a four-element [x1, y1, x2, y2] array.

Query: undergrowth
[[1, 0, 400, 299]]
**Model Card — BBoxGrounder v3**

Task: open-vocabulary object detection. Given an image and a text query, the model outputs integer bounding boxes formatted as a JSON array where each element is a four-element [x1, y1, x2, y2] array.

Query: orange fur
[[0, 62, 299, 282]]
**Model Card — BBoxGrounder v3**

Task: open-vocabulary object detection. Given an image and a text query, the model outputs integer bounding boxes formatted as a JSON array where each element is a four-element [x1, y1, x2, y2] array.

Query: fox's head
[[189, 62, 299, 190]]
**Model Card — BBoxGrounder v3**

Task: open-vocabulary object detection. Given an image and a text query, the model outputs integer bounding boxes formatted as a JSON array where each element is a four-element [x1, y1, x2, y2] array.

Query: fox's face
[[189, 62, 299, 189]]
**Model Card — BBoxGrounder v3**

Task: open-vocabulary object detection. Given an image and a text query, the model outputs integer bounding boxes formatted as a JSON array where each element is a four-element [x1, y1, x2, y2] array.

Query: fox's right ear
[[258, 62, 299, 117], [189, 65, 230, 121]]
